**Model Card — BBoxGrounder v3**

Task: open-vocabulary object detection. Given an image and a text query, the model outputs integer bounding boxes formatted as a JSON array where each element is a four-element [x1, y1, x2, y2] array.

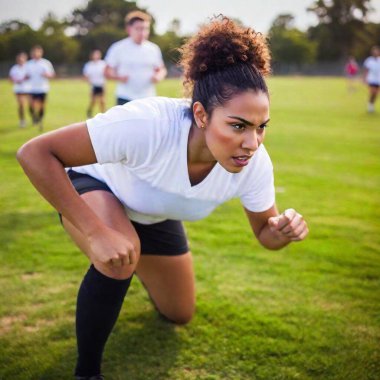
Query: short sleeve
[[86, 99, 164, 167], [83, 62, 89, 76], [9, 66, 15, 78], [104, 44, 118, 68], [45, 60, 55, 75], [154, 45, 164, 67], [363, 58, 370, 69], [239, 145, 275, 212]]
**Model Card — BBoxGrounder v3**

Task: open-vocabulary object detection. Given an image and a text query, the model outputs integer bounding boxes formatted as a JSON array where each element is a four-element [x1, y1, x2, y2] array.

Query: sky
[[0, 0, 380, 35]]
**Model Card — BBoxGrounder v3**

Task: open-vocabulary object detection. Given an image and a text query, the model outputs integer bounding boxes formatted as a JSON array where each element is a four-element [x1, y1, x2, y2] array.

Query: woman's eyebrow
[[228, 116, 270, 127]]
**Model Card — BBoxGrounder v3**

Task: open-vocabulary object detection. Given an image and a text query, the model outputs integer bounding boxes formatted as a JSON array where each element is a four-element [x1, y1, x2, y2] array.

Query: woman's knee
[[97, 240, 141, 280], [159, 304, 195, 325]]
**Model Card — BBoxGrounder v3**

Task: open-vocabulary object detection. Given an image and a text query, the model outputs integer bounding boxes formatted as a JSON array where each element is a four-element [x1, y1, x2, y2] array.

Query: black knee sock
[[75, 265, 132, 377]]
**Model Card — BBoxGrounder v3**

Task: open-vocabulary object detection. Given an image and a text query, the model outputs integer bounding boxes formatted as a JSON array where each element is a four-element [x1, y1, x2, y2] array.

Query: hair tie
[[199, 63, 208, 72]]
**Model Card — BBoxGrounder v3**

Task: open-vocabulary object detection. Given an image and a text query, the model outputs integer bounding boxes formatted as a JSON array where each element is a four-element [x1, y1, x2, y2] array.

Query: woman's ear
[[193, 101, 208, 129]]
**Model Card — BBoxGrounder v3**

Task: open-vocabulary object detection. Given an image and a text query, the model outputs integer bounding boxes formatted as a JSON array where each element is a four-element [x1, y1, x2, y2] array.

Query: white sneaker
[[368, 103, 375, 113], [19, 120, 26, 128]]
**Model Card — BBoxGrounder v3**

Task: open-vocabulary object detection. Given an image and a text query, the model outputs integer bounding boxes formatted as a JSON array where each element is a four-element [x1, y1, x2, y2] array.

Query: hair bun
[[180, 15, 271, 82]]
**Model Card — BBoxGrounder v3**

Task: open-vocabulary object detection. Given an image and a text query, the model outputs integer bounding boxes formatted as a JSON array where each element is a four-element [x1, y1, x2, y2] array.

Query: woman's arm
[[244, 205, 308, 250], [17, 122, 137, 266], [17, 122, 102, 236]]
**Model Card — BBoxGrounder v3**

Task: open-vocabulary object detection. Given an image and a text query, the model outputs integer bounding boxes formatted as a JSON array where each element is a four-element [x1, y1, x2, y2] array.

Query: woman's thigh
[[136, 252, 195, 324], [62, 190, 140, 279]]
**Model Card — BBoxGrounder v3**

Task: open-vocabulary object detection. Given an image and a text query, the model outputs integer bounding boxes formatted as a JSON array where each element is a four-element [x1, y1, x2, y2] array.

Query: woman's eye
[[258, 124, 268, 130], [231, 124, 245, 130]]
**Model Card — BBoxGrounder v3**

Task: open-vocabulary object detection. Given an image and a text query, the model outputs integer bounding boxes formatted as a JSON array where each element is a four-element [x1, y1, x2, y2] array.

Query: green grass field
[[0, 77, 379, 380]]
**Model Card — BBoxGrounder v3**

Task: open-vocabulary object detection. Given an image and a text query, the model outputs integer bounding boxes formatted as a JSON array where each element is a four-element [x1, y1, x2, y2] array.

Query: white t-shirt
[[9, 64, 29, 93], [364, 56, 380, 85], [25, 58, 55, 93], [83, 60, 107, 87], [105, 37, 164, 100], [72, 97, 275, 225]]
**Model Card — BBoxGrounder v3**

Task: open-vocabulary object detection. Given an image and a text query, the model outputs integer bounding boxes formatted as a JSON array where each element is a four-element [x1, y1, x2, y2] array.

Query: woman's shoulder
[[124, 97, 191, 122]]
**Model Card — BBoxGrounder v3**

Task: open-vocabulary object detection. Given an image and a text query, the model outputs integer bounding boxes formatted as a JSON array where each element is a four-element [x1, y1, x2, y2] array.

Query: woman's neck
[[187, 124, 216, 186], [187, 123, 215, 165]]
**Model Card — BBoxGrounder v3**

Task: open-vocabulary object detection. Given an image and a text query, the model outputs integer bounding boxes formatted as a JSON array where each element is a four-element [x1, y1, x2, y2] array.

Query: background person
[[17, 16, 308, 380], [104, 10, 167, 105], [344, 56, 359, 92], [83, 49, 107, 118], [9, 52, 30, 128], [25, 45, 55, 131], [363, 45, 380, 113]]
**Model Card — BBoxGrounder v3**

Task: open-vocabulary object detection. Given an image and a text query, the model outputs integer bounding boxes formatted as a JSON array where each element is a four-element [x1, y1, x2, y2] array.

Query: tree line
[[0, 0, 379, 68]]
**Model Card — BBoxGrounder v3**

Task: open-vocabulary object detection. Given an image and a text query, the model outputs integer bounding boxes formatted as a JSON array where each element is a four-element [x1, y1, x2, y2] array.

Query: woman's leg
[[136, 253, 195, 325], [62, 190, 141, 377], [87, 93, 96, 118], [15, 94, 26, 127], [368, 86, 379, 112], [99, 94, 106, 113]]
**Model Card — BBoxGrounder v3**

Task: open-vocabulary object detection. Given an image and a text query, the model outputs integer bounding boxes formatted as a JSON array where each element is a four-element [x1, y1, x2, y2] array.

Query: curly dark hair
[[179, 15, 271, 118]]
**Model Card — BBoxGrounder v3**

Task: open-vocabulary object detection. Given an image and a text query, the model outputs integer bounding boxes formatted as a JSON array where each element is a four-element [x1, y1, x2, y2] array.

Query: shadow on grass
[[40, 309, 182, 380]]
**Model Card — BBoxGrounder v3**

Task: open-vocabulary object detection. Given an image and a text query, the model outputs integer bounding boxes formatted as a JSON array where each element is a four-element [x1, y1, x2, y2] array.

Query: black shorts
[[30, 93, 47, 101], [368, 83, 380, 89], [63, 170, 189, 256], [117, 97, 131, 105], [92, 86, 104, 95]]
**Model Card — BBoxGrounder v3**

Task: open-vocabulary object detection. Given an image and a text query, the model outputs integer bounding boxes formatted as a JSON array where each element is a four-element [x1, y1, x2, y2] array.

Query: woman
[[363, 45, 380, 113], [9, 52, 29, 128], [83, 49, 107, 118], [17, 17, 308, 380]]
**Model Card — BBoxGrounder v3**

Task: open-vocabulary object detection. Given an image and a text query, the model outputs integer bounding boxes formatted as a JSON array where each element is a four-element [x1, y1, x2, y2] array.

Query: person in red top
[[344, 56, 359, 92]]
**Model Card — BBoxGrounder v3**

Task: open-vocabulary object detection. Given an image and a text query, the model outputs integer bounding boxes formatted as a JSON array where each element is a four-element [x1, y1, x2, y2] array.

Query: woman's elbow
[[16, 139, 41, 169]]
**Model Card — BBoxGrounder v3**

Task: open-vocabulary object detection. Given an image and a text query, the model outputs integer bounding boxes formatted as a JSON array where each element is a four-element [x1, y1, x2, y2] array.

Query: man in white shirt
[[363, 45, 380, 113], [83, 50, 107, 118], [104, 10, 167, 105], [25, 45, 55, 131]]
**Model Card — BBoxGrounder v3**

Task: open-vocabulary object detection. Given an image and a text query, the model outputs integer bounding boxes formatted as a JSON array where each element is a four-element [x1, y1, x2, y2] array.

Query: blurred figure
[[9, 52, 29, 128], [363, 46, 380, 113], [83, 50, 107, 118], [25, 45, 55, 131], [104, 10, 167, 105], [344, 56, 359, 92]]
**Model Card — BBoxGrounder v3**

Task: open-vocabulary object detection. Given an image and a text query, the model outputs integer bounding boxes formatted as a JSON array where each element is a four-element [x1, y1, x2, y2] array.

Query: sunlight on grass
[[0, 77, 379, 379]]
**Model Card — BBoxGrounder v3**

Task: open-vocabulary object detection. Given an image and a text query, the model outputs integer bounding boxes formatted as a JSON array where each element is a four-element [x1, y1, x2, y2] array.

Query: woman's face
[[204, 90, 270, 173]]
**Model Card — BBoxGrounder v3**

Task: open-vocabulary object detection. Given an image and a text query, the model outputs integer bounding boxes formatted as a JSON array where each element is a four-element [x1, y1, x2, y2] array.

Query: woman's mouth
[[232, 155, 251, 167]]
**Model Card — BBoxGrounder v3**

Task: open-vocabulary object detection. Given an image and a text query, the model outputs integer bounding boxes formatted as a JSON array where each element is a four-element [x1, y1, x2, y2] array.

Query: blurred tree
[[0, 22, 40, 59], [150, 18, 187, 66], [351, 21, 380, 60], [68, 0, 145, 35], [38, 13, 79, 63], [307, 0, 373, 60], [0, 20, 31, 33], [77, 26, 125, 61], [269, 14, 317, 65]]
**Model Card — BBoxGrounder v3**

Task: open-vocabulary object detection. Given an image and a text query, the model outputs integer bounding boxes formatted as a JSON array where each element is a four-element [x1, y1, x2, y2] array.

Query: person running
[[344, 56, 359, 92], [17, 16, 308, 380], [104, 10, 167, 105], [83, 50, 107, 118], [9, 52, 30, 128], [363, 46, 380, 113], [25, 45, 55, 130]]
